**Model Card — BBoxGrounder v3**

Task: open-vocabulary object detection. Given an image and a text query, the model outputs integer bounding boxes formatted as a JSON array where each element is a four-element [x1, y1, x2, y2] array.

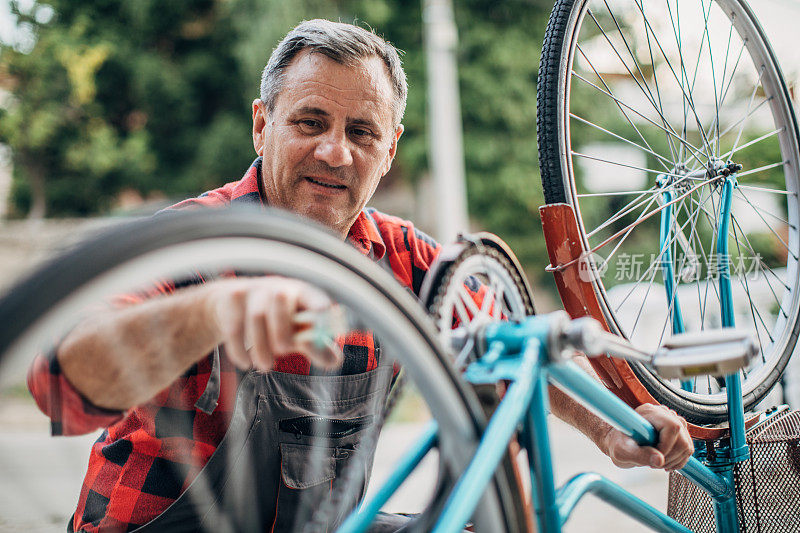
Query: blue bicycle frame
[[338, 173, 752, 533]]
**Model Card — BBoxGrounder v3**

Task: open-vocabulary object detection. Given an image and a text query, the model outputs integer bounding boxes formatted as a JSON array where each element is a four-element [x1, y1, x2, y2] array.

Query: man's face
[[252, 50, 403, 237]]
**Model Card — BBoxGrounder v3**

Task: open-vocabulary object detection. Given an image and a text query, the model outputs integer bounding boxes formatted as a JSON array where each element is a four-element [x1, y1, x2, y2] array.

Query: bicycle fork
[[658, 171, 749, 532]]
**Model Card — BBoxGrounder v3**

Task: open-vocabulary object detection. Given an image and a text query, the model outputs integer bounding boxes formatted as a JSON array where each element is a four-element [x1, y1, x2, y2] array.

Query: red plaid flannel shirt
[[26, 158, 442, 532]]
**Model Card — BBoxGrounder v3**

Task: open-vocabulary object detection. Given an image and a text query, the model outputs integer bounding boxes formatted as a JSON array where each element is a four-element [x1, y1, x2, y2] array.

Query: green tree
[[0, 0, 253, 217], [455, 0, 552, 283], [1, 0, 555, 289]]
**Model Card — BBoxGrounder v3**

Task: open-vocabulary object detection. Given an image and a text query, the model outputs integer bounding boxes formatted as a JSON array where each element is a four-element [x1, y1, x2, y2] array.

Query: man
[[27, 19, 693, 532]]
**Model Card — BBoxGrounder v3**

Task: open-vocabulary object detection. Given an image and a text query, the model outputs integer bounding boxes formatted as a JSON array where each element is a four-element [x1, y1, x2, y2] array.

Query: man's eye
[[297, 119, 322, 132], [349, 128, 373, 141]]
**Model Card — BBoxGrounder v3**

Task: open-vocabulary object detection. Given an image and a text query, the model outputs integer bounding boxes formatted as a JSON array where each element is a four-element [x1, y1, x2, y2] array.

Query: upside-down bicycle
[[1, 0, 799, 532]]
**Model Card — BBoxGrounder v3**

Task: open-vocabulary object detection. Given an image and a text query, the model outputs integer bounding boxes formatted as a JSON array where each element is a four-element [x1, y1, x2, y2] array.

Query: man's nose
[[314, 130, 353, 168]]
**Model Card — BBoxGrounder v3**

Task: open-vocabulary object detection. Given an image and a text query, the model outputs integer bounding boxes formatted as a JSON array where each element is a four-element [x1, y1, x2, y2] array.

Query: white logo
[[578, 253, 608, 283]]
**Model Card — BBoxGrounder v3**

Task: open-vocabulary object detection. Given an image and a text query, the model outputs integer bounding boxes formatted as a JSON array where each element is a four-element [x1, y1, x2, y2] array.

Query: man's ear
[[382, 124, 404, 176], [252, 99, 268, 156]]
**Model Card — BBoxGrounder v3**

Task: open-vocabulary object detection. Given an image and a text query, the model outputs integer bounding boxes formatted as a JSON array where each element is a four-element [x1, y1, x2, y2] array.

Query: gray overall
[[132, 355, 406, 532], [132, 212, 417, 532]]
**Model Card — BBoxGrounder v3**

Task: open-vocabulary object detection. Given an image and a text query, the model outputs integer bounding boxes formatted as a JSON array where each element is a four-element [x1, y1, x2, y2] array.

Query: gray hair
[[260, 19, 407, 125]]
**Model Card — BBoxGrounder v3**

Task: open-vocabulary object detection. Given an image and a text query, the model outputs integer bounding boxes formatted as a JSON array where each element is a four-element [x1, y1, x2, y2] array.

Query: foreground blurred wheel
[[0, 208, 524, 532]]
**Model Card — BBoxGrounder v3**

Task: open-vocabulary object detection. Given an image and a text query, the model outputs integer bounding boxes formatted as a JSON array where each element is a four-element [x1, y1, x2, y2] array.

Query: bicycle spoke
[[634, 0, 714, 157], [457, 285, 481, 319], [720, 127, 784, 161], [454, 335, 475, 368], [699, 0, 721, 158], [714, 93, 770, 143], [571, 151, 682, 178], [677, 196, 714, 331], [733, 189, 797, 260], [592, 4, 679, 161], [733, 187, 793, 228], [587, 185, 664, 238], [578, 189, 658, 198], [701, 38, 748, 159], [588, 7, 659, 117], [656, 223, 686, 348], [730, 213, 791, 297], [732, 221, 771, 358], [590, 177, 715, 255], [634, 0, 679, 161], [602, 195, 660, 267], [730, 66, 769, 156], [714, 12, 736, 159], [570, 112, 674, 170], [700, 188, 723, 328], [572, 65, 707, 167], [612, 193, 713, 315], [629, 260, 661, 338], [666, 0, 689, 164], [492, 282, 506, 320], [574, 46, 681, 166], [737, 162, 790, 180], [481, 282, 495, 316]]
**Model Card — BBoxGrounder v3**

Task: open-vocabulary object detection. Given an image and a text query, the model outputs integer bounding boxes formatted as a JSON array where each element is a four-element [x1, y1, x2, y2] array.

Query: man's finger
[[638, 404, 681, 456], [611, 435, 663, 468], [218, 295, 250, 369], [663, 448, 694, 471], [246, 295, 273, 371], [267, 289, 297, 357]]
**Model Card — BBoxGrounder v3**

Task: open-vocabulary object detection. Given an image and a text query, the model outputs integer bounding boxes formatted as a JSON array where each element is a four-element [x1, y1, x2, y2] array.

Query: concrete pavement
[[0, 399, 670, 532]]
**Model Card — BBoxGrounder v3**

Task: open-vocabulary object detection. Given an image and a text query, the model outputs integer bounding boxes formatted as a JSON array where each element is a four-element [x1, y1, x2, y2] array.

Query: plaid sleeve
[[26, 279, 180, 437], [24, 177, 229, 438], [368, 211, 442, 296], [27, 352, 125, 436]]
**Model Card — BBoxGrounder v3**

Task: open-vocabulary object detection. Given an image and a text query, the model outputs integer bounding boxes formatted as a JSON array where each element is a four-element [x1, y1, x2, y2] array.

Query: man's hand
[[601, 403, 694, 470], [206, 277, 343, 371]]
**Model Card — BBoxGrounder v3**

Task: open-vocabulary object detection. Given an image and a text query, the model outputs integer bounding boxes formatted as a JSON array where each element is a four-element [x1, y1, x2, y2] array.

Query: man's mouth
[[305, 177, 347, 190]]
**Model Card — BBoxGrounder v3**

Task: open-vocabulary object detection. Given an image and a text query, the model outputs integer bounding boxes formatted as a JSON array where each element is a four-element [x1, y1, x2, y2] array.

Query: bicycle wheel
[[420, 233, 536, 368], [538, 0, 800, 424], [0, 208, 524, 532], [420, 233, 536, 533]]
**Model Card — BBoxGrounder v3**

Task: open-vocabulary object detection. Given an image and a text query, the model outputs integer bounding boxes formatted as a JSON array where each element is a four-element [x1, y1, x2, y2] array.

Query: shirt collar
[[238, 157, 386, 259], [230, 158, 264, 205], [347, 211, 386, 260]]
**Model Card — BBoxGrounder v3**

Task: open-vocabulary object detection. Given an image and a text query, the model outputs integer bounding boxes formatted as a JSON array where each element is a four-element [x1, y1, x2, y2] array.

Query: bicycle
[[2, 1, 799, 531], [536, 0, 800, 434], [1, 207, 795, 532]]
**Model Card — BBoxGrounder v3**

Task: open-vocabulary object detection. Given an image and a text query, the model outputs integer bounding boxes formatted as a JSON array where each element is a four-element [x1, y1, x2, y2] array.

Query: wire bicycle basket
[[668, 408, 800, 532]]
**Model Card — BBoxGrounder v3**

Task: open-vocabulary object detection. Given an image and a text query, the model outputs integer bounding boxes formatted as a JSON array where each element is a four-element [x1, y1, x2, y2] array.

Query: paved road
[[0, 400, 669, 532], [370, 420, 669, 533]]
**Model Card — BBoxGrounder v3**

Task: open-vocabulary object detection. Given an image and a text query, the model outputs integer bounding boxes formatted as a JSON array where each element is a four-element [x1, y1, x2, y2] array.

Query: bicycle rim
[[538, 0, 800, 424], [0, 208, 519, 531]]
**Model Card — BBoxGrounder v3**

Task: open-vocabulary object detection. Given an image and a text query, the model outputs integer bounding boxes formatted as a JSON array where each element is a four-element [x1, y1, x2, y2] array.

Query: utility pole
[[423, 0, 469, 242]]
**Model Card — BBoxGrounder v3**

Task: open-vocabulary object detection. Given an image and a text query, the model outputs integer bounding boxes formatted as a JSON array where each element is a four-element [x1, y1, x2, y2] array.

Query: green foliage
[[0, 0, 555, 285], [1, 0, 252, 216], [455, 0, 552, 283]]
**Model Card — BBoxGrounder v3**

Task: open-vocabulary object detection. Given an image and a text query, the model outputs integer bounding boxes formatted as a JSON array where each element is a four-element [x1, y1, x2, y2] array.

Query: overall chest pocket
[[272, 416, 375, 531]]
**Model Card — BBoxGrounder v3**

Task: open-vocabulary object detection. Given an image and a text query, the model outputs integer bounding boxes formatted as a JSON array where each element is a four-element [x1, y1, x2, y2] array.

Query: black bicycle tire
[[0, 207, 522, 532], [536, 0, 800, 425]]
